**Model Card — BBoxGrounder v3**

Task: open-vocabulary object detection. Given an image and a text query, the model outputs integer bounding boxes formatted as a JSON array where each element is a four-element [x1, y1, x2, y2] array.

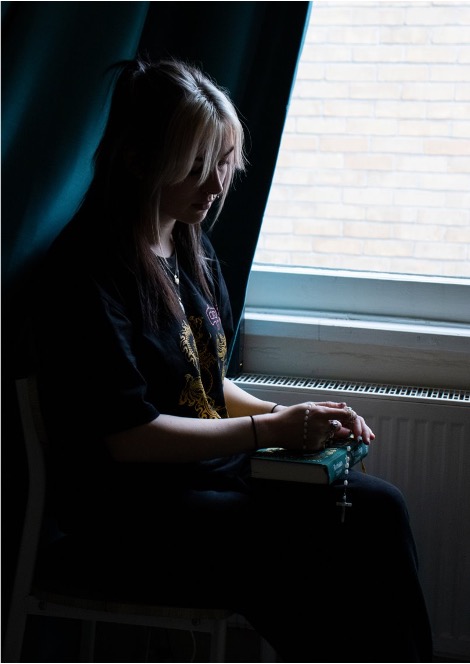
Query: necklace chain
[[159, 250, 179, 286], [158, 247, 184, 311]]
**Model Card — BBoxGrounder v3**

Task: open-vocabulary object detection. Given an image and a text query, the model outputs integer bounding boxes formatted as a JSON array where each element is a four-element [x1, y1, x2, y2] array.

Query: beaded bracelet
[[250, 415, 259, 450]]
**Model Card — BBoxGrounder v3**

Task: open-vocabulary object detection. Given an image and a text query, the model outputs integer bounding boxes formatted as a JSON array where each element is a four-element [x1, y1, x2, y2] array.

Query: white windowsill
[[240, 267, 470, 389]]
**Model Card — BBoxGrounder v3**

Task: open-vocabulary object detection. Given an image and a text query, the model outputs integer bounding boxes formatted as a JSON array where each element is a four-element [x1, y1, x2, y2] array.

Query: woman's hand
[[266, 401, 375, 452]]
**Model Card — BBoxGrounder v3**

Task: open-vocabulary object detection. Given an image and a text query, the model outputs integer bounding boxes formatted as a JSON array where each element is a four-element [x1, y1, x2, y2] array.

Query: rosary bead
[[302, 402, 313, 450]]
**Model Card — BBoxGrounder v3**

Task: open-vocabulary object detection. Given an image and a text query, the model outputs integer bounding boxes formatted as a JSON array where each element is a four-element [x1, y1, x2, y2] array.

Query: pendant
[[174, 274, 180, 285]]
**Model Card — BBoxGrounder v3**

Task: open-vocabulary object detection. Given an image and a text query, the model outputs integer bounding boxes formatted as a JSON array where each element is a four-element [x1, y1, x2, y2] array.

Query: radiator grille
[[235, 373, 470, 404]]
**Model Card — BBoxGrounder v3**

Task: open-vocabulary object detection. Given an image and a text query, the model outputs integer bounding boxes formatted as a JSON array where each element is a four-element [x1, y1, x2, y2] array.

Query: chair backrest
[[3, 376, 237, 663], [15, 375, 48, 549], [2, 377, 50, 661], [23, 374, 49, 446]]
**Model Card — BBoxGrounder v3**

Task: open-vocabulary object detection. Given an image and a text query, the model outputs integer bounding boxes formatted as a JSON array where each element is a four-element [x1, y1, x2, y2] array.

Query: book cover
[[250, 438, 368, 485], [346, 439, 369, 468]]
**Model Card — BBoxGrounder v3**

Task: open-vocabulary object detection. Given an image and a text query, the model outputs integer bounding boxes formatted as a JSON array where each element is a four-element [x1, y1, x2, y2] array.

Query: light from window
[[255, 0, 470, 279]]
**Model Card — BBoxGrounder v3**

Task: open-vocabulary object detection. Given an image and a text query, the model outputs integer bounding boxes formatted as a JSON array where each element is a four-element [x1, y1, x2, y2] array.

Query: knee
[[350, 472, 411, 523]]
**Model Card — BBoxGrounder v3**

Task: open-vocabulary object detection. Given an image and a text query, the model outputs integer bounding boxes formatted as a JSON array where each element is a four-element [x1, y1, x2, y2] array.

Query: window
[[243, 1, 470, 389], [256, 0, 470, 279]]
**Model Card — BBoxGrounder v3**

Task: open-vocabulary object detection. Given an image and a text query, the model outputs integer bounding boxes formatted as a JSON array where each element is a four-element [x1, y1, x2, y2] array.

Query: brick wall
[[255, 1, 470, 278]]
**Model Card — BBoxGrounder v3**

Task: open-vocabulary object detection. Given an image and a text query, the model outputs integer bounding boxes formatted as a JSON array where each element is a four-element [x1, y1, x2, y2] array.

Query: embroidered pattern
[[206, 304, 221, 327], [177, 311, 227, 418]]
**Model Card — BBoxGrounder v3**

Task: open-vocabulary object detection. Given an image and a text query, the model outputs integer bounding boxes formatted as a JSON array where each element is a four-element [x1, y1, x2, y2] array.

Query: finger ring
[[323, 419, 340, 446], [345, 406, 357, 422], [329, 419, 341, 435]]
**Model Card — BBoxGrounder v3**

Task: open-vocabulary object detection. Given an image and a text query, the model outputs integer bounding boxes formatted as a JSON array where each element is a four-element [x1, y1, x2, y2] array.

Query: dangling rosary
[[335, 406, 358, 523], [304, 402, 360, 524], [336, 445, 353, 523]]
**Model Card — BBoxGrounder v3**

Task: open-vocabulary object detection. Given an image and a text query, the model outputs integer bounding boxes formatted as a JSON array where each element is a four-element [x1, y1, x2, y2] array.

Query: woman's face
[[159, 143, 234, 226]]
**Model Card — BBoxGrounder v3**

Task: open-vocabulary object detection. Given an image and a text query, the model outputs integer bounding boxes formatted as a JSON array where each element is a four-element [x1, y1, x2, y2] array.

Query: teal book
[[346, 439, 369, 468], [250, 438, 368, 485]]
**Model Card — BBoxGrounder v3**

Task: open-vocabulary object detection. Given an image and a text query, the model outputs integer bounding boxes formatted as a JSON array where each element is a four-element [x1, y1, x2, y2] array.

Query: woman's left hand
[[315, 400, 375, 445]]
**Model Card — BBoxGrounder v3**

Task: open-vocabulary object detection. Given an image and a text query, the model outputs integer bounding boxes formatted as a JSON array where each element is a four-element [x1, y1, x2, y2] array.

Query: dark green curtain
[[1, 0, 310, 633]]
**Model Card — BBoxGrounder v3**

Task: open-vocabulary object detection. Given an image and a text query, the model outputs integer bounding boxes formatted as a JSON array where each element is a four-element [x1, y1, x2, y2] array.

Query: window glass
[[254, 0, 470, 279]]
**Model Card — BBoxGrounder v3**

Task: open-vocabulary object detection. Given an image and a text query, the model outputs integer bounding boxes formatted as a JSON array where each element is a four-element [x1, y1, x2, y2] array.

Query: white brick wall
[[256, 1, 470, 278]]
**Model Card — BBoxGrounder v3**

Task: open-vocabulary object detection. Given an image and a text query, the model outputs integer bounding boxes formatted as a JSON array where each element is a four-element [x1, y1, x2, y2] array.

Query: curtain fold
[[1, 0, 310, 630], [1, 0, 151, 631], [2, 1, 151, 373]]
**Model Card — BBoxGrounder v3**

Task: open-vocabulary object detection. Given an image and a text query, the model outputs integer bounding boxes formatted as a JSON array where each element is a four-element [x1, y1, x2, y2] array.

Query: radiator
[[234, 373, 470, 660]]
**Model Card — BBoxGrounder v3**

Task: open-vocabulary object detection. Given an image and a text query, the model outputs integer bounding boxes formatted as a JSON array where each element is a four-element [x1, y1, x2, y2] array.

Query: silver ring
[[323, 419, 340, 444], [345, 406, 357, 423], [330, 419, 341, 430]]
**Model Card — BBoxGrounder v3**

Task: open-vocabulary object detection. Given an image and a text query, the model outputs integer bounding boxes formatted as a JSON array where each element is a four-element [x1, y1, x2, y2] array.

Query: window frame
[[240, 266, 470, 389]]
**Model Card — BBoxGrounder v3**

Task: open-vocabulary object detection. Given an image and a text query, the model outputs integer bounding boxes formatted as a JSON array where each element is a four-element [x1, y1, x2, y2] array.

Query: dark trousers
[[43, 469, 433, 663]]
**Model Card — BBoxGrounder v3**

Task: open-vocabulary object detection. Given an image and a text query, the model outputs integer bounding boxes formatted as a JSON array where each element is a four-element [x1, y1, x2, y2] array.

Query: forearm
[[223, 377, 280, 417], [104, 398, 374, 463], [105, 411, 266, 463], [105, 379, 285, 463]]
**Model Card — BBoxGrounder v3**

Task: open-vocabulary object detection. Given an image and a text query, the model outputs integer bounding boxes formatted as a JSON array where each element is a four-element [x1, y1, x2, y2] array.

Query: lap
[[40, 464, 433, 660], [51, 469, 413, 603]]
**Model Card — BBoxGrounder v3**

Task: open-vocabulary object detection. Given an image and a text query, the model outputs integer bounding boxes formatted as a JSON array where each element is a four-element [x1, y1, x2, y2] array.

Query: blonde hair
[[156, 58, 245, 214], [87, 56, 247, 327]]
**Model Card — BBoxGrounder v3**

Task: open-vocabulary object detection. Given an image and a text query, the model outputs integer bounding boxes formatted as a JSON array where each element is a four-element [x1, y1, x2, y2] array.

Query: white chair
[[2, 376, 235, 662]]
